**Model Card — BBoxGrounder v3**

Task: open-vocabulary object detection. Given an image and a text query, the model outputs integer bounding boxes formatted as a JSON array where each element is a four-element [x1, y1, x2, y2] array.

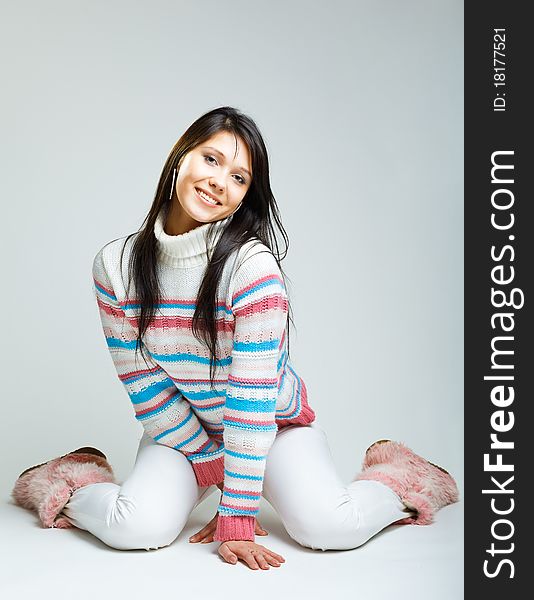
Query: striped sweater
[[91, 205, 316, 542]]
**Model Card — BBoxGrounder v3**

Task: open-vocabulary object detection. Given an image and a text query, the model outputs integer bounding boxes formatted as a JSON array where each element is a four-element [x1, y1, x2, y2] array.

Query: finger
[[265, 554, 281, 567], [255, 553, 270, 570], [200, 533, 214, 543], [218, 546, 238, 565], [190, 526, 209, 540], [239, 551, 260, 570], [256, 521, 268, 533], [263, 549, 285, 562], [190, 527, 213, 542]]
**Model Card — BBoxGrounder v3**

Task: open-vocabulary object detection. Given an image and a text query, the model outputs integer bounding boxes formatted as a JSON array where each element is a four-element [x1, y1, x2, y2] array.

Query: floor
[[2, 487, 463, 600]]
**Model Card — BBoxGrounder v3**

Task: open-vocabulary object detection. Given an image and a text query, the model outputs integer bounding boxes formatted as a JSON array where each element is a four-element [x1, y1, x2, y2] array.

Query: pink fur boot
[[353, 440, 459, 525], [12, 447, 116, 528]]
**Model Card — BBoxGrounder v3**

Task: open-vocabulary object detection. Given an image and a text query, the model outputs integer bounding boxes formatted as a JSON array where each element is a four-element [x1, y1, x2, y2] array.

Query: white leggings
[[62, 422, 411, 551]]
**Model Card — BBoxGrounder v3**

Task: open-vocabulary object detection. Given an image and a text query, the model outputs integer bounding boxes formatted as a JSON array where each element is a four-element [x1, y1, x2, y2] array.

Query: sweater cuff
[[213, 515, 256, 542], [191, 455, 225, 487]]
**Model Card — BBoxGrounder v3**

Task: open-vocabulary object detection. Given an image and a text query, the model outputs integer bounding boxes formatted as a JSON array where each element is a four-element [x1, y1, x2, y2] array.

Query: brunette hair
[[118, 106, 294, 389]]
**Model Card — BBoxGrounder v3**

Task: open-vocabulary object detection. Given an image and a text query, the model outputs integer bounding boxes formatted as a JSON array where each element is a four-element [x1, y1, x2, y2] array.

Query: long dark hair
[[118, 106, 294, 389]]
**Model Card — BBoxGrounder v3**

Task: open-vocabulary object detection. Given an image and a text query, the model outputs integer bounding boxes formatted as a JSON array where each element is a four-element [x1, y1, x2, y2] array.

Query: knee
[[288, 525, 369, 552], [106, 527, 180, 551], [99, 497, 186, 551], [103, 521, 183, 551], [282, 511, 336, 551], [284, 510, 369, 552]]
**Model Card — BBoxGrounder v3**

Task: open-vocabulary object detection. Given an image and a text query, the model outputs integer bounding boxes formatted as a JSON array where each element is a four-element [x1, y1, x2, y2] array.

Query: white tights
[[62, 422, 411, 551]]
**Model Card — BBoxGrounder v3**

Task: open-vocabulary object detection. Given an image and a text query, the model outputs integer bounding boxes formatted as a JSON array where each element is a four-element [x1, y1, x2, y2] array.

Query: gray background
[[1, 0, 463, 498]]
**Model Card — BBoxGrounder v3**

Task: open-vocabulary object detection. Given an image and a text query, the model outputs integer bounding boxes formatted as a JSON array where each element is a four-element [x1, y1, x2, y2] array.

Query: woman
[[12, 106, 459, 570]]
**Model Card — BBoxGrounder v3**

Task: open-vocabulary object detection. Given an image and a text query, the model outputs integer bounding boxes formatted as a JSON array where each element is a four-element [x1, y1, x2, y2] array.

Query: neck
[[153, 203, 232, 268], [164, 201, 204, 235]]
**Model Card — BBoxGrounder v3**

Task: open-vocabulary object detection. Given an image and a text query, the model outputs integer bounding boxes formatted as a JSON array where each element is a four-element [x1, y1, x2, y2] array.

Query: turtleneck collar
[[154, 204, 233, 268]]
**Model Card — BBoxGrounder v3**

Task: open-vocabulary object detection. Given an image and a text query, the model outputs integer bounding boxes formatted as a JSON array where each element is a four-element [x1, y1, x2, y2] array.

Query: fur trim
[[12, 450, 115, 528], [354, 440, 459, 526]]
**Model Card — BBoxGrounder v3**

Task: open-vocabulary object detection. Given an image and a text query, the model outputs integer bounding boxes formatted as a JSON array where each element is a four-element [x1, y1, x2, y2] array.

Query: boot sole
[[365, 439, 451, 476], [18, 447, 108, 479]]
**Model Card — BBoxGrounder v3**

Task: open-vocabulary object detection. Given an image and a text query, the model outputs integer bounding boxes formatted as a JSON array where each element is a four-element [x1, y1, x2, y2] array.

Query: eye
[[204, 154, 247, 185]]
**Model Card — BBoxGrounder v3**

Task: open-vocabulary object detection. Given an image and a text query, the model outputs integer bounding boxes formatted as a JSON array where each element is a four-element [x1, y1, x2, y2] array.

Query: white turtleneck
[[153, 203, 233, 268]]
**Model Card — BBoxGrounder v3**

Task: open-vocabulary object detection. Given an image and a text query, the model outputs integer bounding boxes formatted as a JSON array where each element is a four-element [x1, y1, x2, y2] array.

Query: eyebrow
[[201, 146, 252, 178]]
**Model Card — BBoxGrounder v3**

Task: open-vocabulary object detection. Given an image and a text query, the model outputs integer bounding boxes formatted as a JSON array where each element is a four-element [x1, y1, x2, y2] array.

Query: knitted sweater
[[91, 205, 316, 542]]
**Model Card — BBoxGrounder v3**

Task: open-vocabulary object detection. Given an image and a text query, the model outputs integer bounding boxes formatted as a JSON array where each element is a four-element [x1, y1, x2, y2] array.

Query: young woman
[[12, 106, 459, 571]]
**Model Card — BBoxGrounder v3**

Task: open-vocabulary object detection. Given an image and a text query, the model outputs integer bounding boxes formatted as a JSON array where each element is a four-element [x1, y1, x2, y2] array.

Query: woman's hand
[[189, 513, 268, 544], [218, 540, 286, 570]]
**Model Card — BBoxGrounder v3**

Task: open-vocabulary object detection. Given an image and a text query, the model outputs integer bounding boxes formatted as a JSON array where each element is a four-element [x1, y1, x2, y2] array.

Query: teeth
[[197, 189, 219, 205]]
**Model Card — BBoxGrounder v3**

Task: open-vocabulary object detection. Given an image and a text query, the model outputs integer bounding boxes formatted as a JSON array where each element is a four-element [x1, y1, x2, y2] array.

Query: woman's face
[[167, 130, 252, 234]]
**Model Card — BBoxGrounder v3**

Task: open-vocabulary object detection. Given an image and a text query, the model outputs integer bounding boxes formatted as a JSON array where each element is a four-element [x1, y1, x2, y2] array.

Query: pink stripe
[[119, 365, 161, 381], [228, 374, 278, 385], [99, 304, 232, 333], [97, 297, 125, 316], [93, 276, 114, 296], [172, 377, 226, 383], [232, 273, 284, 303], [135, 390, 179, 417], [191, 399, 225, 409], [219, 502, 257, 513], [223, 487, 262, 498], [187, 438, 213, 455], [233, 294, 287, 317], [148, 314, 233, 332], [97, 282, 235, 313]]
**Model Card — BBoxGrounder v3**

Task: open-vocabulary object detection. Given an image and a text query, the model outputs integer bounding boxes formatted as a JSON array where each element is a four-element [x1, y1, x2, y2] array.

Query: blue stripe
[[186, 390, 224, 401], [233, 276, 283, 305], [205, 427, 224, 435], [149, 352, 232, 367], [225, 448, 267, 461], [106, 337, 137, 350], [277, 349, 288, 372], [276, 365, 304, 420], [218, 506, 259, 517], [191, 402, 225, 412], [222, 418, 277, 432], [172, 424, 203, 450], [223, 490, 261, 501], [225, 396, 276, 412], [224, 469, 263, 481], [153, 410, 193, 441], [128, 379, 174, 405], [233, 339, 280, 352], [94, 282, 117, 301], [185, 440, 223, 459], [286, 364, 303, 418], [122, 303, 232, 315]]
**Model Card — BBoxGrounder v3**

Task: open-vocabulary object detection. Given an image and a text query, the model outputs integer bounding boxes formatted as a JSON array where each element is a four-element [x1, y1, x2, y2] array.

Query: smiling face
[[164, 130, 252, 235]]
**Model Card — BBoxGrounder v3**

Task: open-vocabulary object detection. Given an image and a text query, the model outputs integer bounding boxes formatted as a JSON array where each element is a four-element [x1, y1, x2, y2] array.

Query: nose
[[209, 175, 225, 193]]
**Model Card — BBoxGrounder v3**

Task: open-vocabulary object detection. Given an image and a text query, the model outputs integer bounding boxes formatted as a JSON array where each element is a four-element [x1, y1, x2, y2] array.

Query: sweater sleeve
[[92, 246, 224, 487], [213, 244, 288, 542]]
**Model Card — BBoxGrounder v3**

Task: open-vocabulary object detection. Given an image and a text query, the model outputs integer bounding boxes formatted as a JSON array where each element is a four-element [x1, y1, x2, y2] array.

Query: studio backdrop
[[1, 0, 463, 500]]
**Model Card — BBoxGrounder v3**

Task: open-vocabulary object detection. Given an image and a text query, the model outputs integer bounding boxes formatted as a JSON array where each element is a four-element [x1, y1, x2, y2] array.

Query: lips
[[195, 187, 222, 206]]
